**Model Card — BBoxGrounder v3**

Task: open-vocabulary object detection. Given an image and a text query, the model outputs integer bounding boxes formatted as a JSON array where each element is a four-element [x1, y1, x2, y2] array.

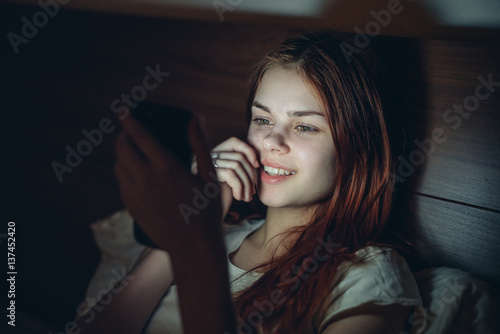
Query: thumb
[[188, 115, 215, 183]]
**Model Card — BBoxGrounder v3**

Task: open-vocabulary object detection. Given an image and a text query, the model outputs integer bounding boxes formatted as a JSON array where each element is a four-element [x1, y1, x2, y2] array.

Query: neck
[[252, 205, 316, 257]]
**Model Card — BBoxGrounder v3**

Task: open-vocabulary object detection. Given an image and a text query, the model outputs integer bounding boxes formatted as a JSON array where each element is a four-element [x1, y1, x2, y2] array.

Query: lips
[[261, 160, 296, 173], [263, 165, 296, 176], [260, 160, 297, 184]]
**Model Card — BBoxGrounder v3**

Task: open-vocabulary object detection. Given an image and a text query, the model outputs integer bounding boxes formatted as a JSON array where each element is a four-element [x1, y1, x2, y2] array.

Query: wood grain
[[412, 40, 500, 212], [1, 3, 499, 328], [414, 194, 500, 286]]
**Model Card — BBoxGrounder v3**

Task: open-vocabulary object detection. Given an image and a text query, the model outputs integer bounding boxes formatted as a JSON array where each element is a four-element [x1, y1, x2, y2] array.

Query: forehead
[[254, 66, 324, 115]]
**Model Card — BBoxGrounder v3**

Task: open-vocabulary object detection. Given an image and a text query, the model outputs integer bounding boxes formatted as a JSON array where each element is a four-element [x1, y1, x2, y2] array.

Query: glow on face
[[247, 66, 336, 208]]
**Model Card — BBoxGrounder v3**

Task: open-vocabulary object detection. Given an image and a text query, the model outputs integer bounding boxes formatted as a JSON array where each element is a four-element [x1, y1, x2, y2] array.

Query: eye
[[252, 118, 271, 126], [296, 125, 318, 133]]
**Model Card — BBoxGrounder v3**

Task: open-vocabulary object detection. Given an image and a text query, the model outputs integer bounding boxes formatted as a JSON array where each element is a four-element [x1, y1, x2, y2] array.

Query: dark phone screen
[[129, 102, 193, 248], [130, 102, 193, 168]]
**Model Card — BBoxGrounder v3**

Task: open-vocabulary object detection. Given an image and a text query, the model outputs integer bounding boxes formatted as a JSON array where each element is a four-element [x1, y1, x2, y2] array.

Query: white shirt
[[83, 211, 423, 334], [145, 218, 423, 334]]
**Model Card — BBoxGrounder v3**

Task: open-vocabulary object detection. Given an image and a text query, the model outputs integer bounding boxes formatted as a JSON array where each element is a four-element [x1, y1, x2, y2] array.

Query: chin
[[258, 195, 284, 208], [257, 187, 330, 210], [257, 191, 288, 208], [257, 191, 306, 208]]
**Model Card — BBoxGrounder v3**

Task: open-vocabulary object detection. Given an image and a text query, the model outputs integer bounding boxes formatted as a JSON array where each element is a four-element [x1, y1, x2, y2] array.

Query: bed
[[2, 1, 499, 333]]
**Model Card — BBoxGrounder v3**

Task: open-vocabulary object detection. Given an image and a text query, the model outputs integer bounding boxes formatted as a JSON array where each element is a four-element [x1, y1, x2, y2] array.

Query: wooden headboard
[[2, 2, 499, 329]]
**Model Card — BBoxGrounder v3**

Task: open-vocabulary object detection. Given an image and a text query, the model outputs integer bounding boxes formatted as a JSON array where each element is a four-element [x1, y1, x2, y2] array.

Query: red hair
[[231, 31, 410, 333]]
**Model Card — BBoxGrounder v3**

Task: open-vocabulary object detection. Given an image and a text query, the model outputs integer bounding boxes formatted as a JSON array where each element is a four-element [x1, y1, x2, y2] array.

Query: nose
[[262, 129, 290, 154]]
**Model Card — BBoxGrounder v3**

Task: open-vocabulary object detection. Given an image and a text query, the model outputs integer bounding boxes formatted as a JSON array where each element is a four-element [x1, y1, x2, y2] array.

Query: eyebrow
[[252, 101, 324, 118]]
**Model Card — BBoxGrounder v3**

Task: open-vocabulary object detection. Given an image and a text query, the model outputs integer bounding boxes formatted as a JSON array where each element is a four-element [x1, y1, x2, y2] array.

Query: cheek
[[323, 152, 336, 175], [298, 144, 336, 181], [246, 129, 263, 150], [321, 152, 337, 189], [295, 141, 333, 167]]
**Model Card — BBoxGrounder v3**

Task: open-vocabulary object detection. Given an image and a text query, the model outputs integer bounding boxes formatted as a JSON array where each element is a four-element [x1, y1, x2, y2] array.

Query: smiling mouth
[[263, 165, 296, 176]]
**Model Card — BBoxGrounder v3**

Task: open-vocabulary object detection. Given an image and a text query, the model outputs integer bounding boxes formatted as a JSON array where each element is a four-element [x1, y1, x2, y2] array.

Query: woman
[[79, 31, 423, 334]]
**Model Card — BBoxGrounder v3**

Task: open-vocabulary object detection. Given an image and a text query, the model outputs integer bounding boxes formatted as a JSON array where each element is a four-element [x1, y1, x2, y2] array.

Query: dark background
[[1, 1, 499, 331]]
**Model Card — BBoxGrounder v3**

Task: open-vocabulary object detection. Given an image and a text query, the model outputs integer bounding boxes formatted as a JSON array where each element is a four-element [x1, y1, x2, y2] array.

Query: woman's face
[[247, 66, 336, 208]]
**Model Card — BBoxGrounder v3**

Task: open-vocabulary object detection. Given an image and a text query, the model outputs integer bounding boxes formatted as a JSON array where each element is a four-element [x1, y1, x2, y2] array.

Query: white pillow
[[412, 267, 499, 334], [78, 210, 145, 317]]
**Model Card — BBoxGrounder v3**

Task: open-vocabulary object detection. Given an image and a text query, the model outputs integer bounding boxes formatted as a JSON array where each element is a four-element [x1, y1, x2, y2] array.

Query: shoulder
[[338, 246, 418, 292], [315, 246, 422, 333], [334, 246, 421, 302]]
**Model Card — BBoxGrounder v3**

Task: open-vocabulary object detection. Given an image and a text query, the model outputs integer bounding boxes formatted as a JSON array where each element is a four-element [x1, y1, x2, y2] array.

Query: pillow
[[411, 267, 500, 334], [78, 210, 145, 317]]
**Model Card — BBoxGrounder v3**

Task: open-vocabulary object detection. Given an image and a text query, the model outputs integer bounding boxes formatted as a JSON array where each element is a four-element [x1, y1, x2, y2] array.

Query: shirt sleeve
[[316, 247, 423, 333]]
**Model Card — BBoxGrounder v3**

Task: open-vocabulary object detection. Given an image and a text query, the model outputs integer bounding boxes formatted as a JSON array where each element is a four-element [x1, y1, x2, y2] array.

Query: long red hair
[[231, 31, 411, 333]]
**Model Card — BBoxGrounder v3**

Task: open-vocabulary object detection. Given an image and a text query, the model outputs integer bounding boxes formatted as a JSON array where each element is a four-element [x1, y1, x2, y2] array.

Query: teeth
[[263, 165, 296, 176]]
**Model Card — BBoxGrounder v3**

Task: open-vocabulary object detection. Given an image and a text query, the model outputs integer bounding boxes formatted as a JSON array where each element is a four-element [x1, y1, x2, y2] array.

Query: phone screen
[[129, 101, 193, 248]]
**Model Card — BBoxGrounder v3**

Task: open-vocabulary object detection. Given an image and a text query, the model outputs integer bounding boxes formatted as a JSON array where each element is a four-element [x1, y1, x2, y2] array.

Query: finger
[[119, 113, 172, 166], [238, 141, 260, 169], [252, 166, 258, 194], [212, 137, 260, 169], [114, 159, 138, 207], [217, 169, 244, 201], [115, 131, 148, 174], [191, 155, 198, 175], [114, 158, 134, 188], [188, 115, 215, 183], [212, 151, 257, 187], [212, 159, 253, 201]]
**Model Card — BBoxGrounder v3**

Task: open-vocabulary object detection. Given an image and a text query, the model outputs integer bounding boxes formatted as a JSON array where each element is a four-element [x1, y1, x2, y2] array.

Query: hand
[[114, 113, 222, 255], [191, 137, 260, 220]]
